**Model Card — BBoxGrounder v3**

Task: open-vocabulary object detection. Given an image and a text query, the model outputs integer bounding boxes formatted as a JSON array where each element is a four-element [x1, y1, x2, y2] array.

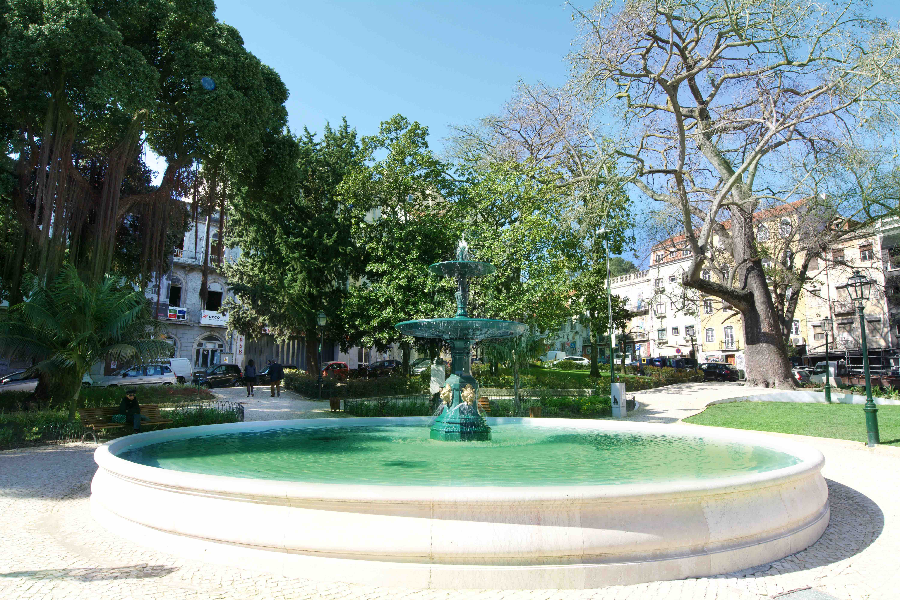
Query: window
[[890, 247, 900, 270], [724, 326, 735, 348], [779, 218, 792, 238], [657, 328, 667, 340], [860, 243, 874, 262], [685, 325, 695, 337], [168, 282, 182, 308], [671, 326, 680, 336], [655, 302, 666, 316], [832, 248, 845, 263], [174, 235, 184, 258], [205, 290, 223, 312], [146, 365, 162, 376], [209, 232, 221, 262], [814, 332, 825, 341], [762, 258, 773, 269], [705, 328, 715, 343], [655, 253, 664, 264], [704, 299, 714, 314], [702, 270, 711, 281], [783, 249, 794, 267], [669, 275, 677, 283], [682, 248, 691, 257], [757, 224, 769, 241], [791, 320, 800, 335], [655, 278, 664, 290]]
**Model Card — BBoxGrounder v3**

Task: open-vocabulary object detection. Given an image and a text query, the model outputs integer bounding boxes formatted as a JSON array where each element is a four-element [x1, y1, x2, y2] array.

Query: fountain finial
[[456, 236, 469, 262]]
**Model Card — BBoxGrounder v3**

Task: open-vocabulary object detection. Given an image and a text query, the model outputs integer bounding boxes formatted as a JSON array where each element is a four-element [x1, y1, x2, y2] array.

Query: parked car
[[363, 359, 402, 378], [253, 364, 297, 385], [540, 351, 567, 364], [0, 369, 39, 392], [792, 367, 811, 385], [410, 358, 432, 375], [192, 364, 243, 388], [557, 355, 590, 367], [647, 357, 668, 368], [88, 364, 178, 387], [808, 361, 847, 387], [699, 362, 742, 382], [322, 361, 350, 380]]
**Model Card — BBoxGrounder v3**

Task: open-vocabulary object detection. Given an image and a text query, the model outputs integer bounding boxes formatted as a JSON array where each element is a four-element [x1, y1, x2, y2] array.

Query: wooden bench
[[79, 404, 173, 442], [477, 398, 491, 415]]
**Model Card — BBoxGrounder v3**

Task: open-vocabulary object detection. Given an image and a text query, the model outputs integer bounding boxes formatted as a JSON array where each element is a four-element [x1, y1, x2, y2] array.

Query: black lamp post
[[316, 310, 327, 400], [821, 316, 833, 404], [846, 270, 879, 447]]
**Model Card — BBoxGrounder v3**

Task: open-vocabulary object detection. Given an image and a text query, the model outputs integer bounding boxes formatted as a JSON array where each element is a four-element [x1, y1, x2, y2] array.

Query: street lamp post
[[821, 316, 833, 404], [846, 270, 879, 447], [316, 311, 327, 400], [597, 227, 614, 385]]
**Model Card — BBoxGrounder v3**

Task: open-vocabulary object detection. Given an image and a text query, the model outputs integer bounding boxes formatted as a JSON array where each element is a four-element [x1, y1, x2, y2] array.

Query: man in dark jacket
[[118, 388, 148, 432], [269, 360, 284, 397]]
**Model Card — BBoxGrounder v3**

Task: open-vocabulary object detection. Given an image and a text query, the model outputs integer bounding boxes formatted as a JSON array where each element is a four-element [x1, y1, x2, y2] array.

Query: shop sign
[[200, 310, 228, 327]]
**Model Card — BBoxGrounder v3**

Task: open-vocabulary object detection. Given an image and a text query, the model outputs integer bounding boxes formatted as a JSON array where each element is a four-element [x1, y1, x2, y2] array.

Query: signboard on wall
[[200, 310, 228, 327]]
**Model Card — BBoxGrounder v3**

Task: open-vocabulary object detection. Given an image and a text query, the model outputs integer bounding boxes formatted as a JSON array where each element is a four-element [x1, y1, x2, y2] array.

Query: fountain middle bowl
[[91, 417, 829, 589]]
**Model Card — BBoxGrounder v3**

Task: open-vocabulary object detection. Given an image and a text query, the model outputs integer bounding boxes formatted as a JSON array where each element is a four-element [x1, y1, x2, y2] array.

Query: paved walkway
[[1, 382, 899, 599], [213, 385, 348, 421]]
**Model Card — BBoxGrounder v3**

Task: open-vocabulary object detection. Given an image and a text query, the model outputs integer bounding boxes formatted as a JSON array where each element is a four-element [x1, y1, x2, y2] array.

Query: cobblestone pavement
[[2, 383, 899, 599], [211, 385, 347, 421]]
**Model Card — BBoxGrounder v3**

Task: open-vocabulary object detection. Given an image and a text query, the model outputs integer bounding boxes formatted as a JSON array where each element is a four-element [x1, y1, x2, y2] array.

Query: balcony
[[720, 341, 740, 351], [628, 331, 649, 342]]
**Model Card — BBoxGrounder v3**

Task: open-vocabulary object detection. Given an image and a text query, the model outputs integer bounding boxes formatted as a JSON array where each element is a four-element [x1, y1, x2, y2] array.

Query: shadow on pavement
[[1, 564, 178, 581], [728, 479, 884, 578]]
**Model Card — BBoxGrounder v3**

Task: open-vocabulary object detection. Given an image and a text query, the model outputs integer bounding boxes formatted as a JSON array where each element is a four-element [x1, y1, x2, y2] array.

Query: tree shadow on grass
[[0, 563, 178, 581], [726, 479, 884, 579]]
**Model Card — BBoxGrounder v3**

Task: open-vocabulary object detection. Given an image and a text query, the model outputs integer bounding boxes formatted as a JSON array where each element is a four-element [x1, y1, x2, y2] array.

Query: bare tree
[[569, 0, 900, 387]]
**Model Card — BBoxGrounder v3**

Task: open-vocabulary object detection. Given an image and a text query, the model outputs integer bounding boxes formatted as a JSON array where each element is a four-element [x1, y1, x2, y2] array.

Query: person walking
[[269, 359, 284, 397], [244, 359, 257, 397]]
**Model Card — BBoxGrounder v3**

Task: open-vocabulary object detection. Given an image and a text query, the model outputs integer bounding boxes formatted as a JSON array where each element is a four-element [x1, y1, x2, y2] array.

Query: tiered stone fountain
[[395, 238, 527, 441]]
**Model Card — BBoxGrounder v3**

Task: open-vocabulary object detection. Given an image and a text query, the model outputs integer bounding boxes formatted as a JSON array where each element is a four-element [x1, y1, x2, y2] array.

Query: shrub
[[169, 403, 243, 427], [553, 360, 589, 371], [284, 371, 429, 398], [343, 395, 435, 417], [79, 385, 214, 408], [0, 410, 82, 450]]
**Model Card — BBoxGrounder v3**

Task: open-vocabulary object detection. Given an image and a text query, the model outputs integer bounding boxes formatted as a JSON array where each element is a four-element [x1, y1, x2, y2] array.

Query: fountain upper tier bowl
[[91, 418, 829, 589], [395, 317, 528, 341]]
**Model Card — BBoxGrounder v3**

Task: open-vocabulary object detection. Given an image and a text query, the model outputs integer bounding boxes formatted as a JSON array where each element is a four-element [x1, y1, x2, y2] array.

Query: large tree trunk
[[589, 313, 600, 377], [686, 210, 795, 388]]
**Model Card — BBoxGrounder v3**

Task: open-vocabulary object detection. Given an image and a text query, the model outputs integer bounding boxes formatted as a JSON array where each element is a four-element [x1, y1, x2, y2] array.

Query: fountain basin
[[91, 418, 828, 589]]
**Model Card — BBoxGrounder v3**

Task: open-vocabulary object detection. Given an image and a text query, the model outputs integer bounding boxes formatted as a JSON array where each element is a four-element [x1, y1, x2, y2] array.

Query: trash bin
[[611, 383, 627, 418]]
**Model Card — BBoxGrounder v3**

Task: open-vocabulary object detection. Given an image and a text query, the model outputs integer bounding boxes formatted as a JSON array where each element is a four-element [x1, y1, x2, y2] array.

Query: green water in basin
[[117, 425, 801, 487]]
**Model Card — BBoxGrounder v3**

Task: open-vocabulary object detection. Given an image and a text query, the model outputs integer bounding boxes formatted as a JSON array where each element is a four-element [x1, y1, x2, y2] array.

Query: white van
[[166, 358, 192, 383], [809, 361, 847, 387], [541, 351, 567, 364]]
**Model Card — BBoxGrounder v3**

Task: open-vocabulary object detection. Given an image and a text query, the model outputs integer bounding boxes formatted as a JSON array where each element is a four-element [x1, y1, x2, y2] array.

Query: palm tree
[[0, 265, 171, 419]]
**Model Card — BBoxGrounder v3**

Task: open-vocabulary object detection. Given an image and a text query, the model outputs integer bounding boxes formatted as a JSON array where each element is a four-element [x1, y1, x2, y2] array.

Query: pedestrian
[[244, 359, 257, 397], [269, 359, 284, 397], [117, 388, 148, 432]]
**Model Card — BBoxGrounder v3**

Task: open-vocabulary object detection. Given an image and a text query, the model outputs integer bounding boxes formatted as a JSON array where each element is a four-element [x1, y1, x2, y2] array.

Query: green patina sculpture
[[395, 238, 527, 441]]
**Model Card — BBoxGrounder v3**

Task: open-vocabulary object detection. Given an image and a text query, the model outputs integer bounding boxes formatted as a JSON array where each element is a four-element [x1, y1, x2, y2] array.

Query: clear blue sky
[[214, 0, 900, 154], [214, 1, 575, 154]]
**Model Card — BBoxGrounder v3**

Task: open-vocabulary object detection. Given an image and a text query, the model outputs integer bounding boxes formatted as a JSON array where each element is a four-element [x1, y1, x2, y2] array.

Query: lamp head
[[317, 311, 327, 327], [846, 270, 871, 304]]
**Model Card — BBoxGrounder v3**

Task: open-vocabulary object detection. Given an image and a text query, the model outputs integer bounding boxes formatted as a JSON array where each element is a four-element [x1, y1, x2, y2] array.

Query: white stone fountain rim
[[96, 417, 824, 505]]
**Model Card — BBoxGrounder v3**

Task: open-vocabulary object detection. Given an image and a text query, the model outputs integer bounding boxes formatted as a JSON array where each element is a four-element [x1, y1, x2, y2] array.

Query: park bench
[[79, 404, 173, 442], [477, 397, 491, 415]]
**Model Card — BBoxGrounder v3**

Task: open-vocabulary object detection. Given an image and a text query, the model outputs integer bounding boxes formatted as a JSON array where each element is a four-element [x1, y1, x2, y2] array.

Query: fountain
[[89, 242, 829, 590], [395, 238, 527, 441]]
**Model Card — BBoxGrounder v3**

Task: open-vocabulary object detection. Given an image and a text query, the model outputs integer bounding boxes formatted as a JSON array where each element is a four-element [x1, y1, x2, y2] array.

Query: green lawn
[[684, 401, 900, 446]]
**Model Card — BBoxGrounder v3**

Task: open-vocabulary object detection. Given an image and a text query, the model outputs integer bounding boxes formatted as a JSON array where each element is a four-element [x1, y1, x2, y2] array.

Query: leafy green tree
[[226, 121, 363, 373], [461, 160, 580, 335], [0, 0, 288, 296], [572, 268, 631, 377], [340, 115, 459, 375], [0, 264, 170, 419], [609, 256, 637, 278]]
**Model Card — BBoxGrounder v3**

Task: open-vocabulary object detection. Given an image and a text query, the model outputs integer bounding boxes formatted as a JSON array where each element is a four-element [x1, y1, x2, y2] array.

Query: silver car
[[85, 364, 178, 387]]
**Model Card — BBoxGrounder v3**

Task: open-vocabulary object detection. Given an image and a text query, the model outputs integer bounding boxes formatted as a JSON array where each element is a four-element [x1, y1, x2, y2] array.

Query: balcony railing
[[720, 341, 740, 351]]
